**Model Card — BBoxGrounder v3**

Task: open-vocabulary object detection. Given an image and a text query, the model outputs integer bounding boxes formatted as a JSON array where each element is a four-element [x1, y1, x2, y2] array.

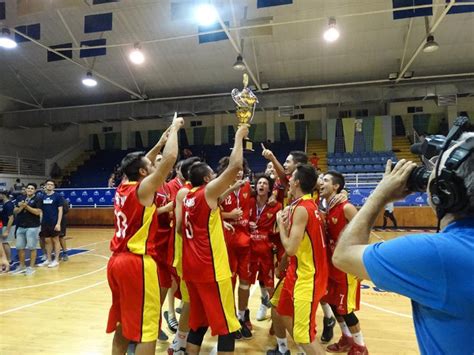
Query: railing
[[57, 187, 115, 208], [344, 173, 384, 188], [0, 155, 45, 176]]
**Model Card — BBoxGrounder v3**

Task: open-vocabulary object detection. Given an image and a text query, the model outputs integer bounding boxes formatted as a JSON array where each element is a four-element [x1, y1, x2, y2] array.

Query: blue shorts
[[16, 227, 40, 250]]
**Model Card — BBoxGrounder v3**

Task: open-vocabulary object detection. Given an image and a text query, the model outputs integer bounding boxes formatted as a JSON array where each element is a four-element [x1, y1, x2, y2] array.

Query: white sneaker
[[256, 303, 269, 321], [48, 260, 59, 268], [11, 266, 27, 274], [25, 267, 36, 275], [38, 260, 50, 267], [40, 254, 47, 262]]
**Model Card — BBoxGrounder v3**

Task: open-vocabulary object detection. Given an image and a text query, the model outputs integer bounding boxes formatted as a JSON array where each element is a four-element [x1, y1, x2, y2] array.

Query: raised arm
[[205, 125, 249, 209], [261, 143, 286, 184], [145, 125, 171, 163], [175, 188, 189, 237], [138, 116, 184, 206]]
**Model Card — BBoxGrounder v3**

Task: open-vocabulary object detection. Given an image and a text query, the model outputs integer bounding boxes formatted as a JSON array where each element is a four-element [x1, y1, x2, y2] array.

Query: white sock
[[237, 310, 245, 321], [172, 330, 188, 350], [352, 331, 365, 346], [321, 303, 334, 319], [277, 337, 288, 354], [338, 321, 352, 337]]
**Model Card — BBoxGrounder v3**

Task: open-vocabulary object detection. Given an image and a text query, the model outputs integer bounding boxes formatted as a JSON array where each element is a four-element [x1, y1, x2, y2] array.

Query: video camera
[[404, 116, 472, 192]]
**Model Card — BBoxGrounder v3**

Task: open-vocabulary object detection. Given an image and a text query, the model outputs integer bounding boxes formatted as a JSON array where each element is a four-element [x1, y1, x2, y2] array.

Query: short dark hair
[[16, 178, 20, 183], [294, 164, 317, 194], [27, 183, 37, 189], [289, 151, 308, 164], [45, 179, 55, 185], [189, 162, 212, 187], [120, 151, 147, 181], [180, 157, 201, 181], [254, 174, 275, 196], [326, 170, 345, 193]]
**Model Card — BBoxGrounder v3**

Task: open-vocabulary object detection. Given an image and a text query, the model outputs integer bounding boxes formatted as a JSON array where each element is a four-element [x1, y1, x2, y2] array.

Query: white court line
[[371, 231, 386, 242], [361, 301, 412, 319], [0, 252, 110, 292], [0, 280, 107, 316]]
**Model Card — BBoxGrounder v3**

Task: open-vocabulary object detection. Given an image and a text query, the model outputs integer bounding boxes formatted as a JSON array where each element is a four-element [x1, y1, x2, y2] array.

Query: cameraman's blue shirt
[[363, 218, 474, 355]]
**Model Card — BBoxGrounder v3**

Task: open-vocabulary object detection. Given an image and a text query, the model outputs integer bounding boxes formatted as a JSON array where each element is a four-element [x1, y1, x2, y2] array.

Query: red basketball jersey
[[286, 194, 328, 301], [182, 186, 232, 283], [166, 176, 184, 201], [326, 200, 349, 282], [153, 185, 172, 264], [220, 181, 252, 237], [110, 181, 158, 256], [249, 198, 282, 255]]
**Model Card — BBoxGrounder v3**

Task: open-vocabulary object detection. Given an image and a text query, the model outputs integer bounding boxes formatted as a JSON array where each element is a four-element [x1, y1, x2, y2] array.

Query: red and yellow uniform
[[106, 181, 161, 343], [249, 198, 282, 288], [322, 200, 361, 315], [182, 186, 240, 336], [276, 194, 328, 344], [170, 181, 193, 302], [220, 181, 252, 281], [153, 185, 174, 289]]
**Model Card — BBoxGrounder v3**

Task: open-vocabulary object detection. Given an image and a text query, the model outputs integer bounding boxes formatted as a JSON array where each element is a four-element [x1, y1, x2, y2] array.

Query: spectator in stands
[[332, 132, 474, 355], [0, 190, 15, 265], [382, 202, 397, 229], [13, 183, 42, 275], [183, 148, 193, 159], [108, 173, 116, 188], [310, 152, 320, 168], [265, 161, 276, 180], [10, 178, 25, 198], [38, 179, 64, 268]]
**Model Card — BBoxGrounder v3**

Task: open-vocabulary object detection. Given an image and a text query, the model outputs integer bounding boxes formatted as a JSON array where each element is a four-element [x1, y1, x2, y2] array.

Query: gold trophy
[[231, 73, 258, 151]]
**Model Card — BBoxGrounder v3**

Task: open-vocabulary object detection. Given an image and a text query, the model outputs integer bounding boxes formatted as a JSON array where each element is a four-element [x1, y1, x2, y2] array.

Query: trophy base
[[244, 139, 254, 152]]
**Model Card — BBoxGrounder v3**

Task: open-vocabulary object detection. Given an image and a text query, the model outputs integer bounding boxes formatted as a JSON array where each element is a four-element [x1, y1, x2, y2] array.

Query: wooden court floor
[[0, 228, 420, 354]]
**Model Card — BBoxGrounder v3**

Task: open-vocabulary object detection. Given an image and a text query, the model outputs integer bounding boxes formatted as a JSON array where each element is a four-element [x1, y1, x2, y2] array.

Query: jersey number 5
[[184, 211, 194, 239]]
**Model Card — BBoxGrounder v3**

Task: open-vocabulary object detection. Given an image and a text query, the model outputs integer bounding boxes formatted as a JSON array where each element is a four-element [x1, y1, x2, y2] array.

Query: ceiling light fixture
[[403, 71, 414, 79], [82, 71, 97, 87], [423, 34, 439, 53], [129, 43, 145, 64], [195, 3, 218, 27], [232, 55, 246, 71], [0, 28, 18, 49], [388, 72, 398, 80], [323, 17, 340, 43]]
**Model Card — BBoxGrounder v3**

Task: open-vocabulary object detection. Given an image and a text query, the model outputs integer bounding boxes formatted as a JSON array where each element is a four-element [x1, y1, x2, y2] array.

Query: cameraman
[[332, 132, 473, 355]]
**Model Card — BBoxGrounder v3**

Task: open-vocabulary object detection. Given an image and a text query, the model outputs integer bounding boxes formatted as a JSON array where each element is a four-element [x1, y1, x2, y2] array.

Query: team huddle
[[106, 115, 368, 355]]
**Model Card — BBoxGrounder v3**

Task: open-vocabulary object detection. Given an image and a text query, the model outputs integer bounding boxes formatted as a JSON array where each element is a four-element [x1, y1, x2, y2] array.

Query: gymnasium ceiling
[[0, 0, 473, 124]]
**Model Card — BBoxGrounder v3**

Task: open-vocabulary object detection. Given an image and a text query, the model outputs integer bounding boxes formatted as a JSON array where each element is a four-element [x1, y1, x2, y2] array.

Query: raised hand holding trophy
[[231, 73, 258, 151]]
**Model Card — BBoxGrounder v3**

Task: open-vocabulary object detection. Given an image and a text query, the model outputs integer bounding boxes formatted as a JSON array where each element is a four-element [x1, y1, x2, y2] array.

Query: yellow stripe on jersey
[[208, 208, 232, 282], [270, 278, 285, 307], [346, 273, 359, 313], [216, 278, 241, 333], [141, 255, 161, 342], [127, 205, 157, 255], [293, 298, 312, 344], [173, 230, 183, 277], [294, 231, 316, 302], [180, 278, 190, 302]]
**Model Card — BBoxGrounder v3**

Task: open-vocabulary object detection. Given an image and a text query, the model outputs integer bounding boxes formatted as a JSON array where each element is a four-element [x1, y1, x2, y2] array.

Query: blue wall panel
[[198, 21, 229, 44], [393, 0, 432, 20], [257, 0, 292, 8], [80, 38, 107, 57], [47, 43, 73, 62], [84, 12, 113, 33]]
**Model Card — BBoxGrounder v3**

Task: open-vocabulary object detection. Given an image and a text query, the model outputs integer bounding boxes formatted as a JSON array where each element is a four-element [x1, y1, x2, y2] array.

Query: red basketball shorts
[[106, 253, 161, 343]]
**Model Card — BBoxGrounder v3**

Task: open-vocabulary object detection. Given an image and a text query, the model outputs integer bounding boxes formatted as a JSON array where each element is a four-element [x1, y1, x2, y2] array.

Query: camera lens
[[406, 166, 431, 192]]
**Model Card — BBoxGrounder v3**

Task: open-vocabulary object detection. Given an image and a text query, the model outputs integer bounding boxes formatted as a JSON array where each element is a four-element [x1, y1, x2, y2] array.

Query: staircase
[[392, 136, 419, 162], [59, 151, 95, 186], [306, 139, 328, 171]]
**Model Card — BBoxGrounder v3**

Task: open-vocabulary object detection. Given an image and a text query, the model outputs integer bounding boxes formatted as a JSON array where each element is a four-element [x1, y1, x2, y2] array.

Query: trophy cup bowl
[[231, 81, 258, 151]]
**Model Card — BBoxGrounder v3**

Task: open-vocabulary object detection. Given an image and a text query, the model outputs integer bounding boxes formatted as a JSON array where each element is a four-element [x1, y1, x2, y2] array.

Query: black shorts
[[39, 225, 60, 238]]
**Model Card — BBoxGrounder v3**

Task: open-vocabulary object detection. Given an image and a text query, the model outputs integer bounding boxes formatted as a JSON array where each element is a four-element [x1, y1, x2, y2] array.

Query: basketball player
[[269, 164, 328, 355], [319, 171, 368, 354], [106, 115, 183, 355], [181, 125, 248, 354], [248, 174, 282, 321], [168, 157, 201, 355], [219, 158, 253, 338]]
